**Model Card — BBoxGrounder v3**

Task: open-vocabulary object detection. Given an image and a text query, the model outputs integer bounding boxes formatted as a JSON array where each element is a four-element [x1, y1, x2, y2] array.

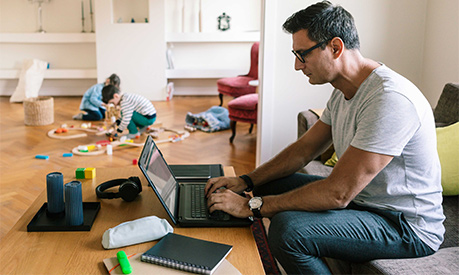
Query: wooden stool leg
[[219, 94, 224, 106], [229, 120, 237, 143], [249, 124, 254, 133]]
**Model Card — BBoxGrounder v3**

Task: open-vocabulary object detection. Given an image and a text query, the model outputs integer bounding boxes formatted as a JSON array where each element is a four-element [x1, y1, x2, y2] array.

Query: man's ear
[[330, 37, 344, 58]]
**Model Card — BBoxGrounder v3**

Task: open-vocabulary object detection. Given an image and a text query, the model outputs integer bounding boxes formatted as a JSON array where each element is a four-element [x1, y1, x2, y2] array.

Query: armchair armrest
[[297, 110, 320, 139]]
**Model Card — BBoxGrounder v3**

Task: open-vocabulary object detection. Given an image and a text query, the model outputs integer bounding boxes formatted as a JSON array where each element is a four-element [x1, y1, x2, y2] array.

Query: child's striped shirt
[[118, 93, 156, 132]]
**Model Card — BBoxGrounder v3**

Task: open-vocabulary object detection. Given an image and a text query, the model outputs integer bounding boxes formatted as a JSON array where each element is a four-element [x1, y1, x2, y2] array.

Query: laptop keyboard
[[190, 184, 207, 218]]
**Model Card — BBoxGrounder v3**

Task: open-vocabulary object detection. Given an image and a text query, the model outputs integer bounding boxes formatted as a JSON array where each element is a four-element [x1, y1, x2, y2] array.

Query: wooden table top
[[0, 167, 264, 274]]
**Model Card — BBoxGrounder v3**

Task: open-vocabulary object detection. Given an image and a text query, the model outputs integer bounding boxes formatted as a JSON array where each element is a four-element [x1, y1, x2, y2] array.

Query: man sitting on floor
[[205, 1, 444, 274]]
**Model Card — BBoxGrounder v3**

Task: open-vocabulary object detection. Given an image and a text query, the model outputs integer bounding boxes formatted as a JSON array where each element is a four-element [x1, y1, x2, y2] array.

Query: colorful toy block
[[84, 167, 96, 179], [76, 168, 85, 179], [35, 155, 49, 160], [75, 167, 96, 179]]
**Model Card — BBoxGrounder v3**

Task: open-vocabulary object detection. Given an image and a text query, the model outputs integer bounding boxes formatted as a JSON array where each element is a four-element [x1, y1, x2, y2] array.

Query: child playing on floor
[[101, 84, 157, 139], [73, 74, 120, 121]]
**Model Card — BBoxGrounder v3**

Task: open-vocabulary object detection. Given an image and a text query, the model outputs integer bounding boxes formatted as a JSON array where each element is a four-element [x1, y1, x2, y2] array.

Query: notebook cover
[[103, 253, 241, 275], [141, 233, 232, 274]]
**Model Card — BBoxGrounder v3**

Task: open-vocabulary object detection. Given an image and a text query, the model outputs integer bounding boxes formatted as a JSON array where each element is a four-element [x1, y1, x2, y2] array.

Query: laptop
[[170, 164, 221, 181], [138, 135, 252, 227]]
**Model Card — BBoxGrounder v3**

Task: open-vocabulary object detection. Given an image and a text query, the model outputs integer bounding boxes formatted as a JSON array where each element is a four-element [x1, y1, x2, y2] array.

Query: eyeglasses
[[292, 40, 328, 63]]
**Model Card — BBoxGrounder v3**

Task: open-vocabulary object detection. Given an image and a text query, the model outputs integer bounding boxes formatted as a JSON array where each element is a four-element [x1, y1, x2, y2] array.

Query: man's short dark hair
[[283, 1, 360, 50], [102, 84, 120, 104], [108, 73, 121, 87]]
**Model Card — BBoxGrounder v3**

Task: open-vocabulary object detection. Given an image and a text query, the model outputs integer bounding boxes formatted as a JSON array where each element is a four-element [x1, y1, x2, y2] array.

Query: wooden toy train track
[[47, 126, 108, 140], [71, 129, 190, 156]]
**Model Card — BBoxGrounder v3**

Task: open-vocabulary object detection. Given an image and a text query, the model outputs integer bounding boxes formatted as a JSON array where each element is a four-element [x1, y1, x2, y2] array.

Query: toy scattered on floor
[[185, 106, 230, 132], [184, 125, 197, 132], [75, 167, 96, 179], [54, 128, 68, 134], [132, 159, 138, 165], [72, 128, 190, 156], [72, 140, 145, 156], [105, 103, 120, 125], [63, 153, 73, 157], [48, 123, 108, 140], [106, 144, 113, 155], [35, 154, 49, 160]]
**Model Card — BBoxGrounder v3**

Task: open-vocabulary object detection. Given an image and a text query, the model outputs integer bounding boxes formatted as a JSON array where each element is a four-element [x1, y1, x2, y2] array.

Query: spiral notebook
[[103, 253, 241, 275], [140, 233, 232, 275]]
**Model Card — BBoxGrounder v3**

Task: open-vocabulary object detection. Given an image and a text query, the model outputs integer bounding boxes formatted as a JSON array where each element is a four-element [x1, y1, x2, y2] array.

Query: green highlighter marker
[[117, 251, 132, 274]]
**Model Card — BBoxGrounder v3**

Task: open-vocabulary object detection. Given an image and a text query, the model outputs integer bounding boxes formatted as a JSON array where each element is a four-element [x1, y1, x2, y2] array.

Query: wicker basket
[[24, 96, 54, 126]]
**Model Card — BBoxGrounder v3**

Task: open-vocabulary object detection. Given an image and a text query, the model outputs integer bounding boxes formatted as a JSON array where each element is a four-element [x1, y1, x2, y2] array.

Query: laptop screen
[[138, 136, 178, 221]]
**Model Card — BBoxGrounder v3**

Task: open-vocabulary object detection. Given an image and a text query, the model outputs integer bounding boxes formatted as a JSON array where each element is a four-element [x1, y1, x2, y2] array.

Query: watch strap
[[239, 174, 254, 192], [252, 208, 262, 219]]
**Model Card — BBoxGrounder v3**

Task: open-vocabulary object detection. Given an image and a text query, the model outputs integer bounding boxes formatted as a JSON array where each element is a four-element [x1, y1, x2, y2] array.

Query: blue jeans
[[253, 173, 435, 274], [82, 107, 105, 121]]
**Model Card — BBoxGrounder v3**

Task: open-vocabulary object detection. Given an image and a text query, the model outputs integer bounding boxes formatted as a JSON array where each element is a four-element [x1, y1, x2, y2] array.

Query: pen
[[117, 251, 132, 274]]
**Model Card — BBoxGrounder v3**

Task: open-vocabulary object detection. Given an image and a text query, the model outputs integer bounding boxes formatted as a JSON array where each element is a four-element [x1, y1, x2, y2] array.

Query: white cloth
[[102, 216, 173, 249], [10, 59, 48, 103]]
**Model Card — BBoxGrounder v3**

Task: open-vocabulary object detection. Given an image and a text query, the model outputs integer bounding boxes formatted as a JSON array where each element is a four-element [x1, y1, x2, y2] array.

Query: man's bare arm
[[260, 146, 394, 217], [205, 120, 332, 195]]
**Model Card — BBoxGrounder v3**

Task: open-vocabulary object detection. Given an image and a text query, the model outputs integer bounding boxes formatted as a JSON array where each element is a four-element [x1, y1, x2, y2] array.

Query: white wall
[[95, 0, 167, 101], [258, 0, 459, 165], [421, 0, 459, 105]]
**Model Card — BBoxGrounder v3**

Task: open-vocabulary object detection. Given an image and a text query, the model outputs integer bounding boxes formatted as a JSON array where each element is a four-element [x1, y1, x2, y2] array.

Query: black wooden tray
[[27, 202, 100, 232]]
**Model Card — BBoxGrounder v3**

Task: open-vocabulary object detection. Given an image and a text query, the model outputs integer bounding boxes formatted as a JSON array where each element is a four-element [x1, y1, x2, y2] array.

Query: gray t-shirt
[[320, 65, 444, 251]]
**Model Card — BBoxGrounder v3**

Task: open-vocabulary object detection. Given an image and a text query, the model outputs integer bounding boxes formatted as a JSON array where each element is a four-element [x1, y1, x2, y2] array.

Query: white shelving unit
[[0, 33, 96, 43], [166, 68, 246, 79], [0, 0, 261, 96], [0, 69, 97, 79], [166, 31, 259, 81], [166, 31, 259, 43], [0, 33, 96, 80]]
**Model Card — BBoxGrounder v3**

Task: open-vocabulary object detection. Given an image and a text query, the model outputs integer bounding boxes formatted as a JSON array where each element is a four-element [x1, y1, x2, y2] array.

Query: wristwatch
[[248, 196, 263, 219]]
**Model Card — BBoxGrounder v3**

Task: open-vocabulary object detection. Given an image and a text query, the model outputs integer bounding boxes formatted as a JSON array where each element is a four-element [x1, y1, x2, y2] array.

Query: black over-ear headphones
[[95, 176, 142, 202]]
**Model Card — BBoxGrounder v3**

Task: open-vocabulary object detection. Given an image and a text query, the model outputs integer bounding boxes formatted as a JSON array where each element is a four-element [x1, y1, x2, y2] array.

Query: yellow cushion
[[324, 152, 338, 167], [436, 122, 459, 196]]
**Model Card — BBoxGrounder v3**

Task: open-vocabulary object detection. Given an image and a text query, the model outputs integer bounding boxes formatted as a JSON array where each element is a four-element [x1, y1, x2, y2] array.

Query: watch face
[[249, 197, 263, 208]]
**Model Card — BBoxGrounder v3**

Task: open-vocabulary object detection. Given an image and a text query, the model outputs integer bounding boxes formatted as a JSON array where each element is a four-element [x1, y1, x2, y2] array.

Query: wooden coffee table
[[0, 167, 264, 274]]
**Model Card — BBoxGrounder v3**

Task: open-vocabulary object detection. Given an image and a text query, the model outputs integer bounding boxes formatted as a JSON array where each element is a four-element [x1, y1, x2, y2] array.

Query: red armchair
[[217, 42, 259, 106]]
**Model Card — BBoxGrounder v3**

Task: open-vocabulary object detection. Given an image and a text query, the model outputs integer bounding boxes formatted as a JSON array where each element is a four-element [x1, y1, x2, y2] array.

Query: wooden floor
[[0, 95, 256, 240]]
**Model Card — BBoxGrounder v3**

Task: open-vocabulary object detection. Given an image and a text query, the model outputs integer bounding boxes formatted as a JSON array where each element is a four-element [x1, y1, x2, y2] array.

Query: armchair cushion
[[228, 94, 258, 124], [217, 76, 257, 98], [434, 83, 459, 127]]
